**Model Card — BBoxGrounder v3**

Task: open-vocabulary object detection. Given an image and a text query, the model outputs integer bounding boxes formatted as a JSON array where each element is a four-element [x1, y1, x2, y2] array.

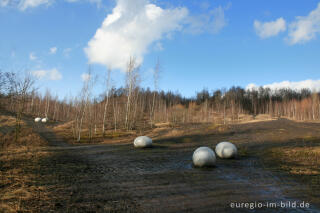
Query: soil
[[2, 115, 320, 212]]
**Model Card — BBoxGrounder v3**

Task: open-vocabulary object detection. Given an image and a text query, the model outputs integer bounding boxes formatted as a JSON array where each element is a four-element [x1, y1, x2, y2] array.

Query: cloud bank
[[246, 79, 320, 92], [84, 0, 188, 71], [254, 18, 286, 39], [31, 68, 62, 80]]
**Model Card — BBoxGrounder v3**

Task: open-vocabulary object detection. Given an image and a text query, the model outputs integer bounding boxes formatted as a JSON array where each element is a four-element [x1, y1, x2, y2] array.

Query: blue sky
[[1, 0, 320, 98]]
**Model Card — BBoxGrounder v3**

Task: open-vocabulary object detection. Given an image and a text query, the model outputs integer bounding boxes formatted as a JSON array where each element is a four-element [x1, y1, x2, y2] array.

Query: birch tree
[[74, 69, 96, 142], [124, 57, 140, 130], [102, 69, 112, 137], [150, 58, 161, 128]]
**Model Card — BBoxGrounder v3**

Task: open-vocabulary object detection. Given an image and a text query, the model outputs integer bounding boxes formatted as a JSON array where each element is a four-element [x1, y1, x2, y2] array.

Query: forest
[[1, 60, 320, 142]]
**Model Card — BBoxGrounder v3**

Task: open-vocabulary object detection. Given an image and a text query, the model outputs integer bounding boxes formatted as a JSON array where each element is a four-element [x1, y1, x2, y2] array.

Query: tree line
[[1, 62, 319, 142]]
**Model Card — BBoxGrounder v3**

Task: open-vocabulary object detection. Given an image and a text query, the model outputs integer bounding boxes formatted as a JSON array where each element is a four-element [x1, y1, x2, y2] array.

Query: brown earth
[[1, 113, 320, 212]]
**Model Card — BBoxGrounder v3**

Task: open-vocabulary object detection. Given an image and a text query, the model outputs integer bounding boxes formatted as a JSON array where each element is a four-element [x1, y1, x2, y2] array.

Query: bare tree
[[0, 70, 6, 107], [74, 69, 96, 142], [0, 70, 4, 95], [124, 57, 140, 130], [6, 71, 35, 140], [52, 94, 59, 121], [44, 89, 51, 118], [112, 92, 119, 132], [102, 68, 112, 137], [150, 58, 161, 128]]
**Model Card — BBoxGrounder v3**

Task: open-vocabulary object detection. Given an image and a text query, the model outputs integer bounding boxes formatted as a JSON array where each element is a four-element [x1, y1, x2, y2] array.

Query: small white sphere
[[215, 142, 237, 159], [192, 147, 216, 167], [134, 136, 152, 148], [41, 118, 48, 123], [34, 117, 41, 122]]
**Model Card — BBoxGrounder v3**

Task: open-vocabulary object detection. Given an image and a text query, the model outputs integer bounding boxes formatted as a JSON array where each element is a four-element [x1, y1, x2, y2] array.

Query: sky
[[1, 0, 320, 98]]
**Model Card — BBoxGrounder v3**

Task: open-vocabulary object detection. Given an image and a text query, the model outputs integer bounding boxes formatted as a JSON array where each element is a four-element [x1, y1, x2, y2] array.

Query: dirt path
[[22, 118, 320, 212]]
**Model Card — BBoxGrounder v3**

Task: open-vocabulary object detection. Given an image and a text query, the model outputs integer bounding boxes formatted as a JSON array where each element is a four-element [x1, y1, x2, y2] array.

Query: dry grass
[[0, 115, 17, 127], [0, 126, 47, 148], [154, 122, 171, 128], [0, 148, 50, 212], [239, 114, 276, 124], [0, 116, 49, 212], [53, 121, 137, 144], [206, 123, 230, 132], [52, 121, 75, 143], [51, 113, 276, 145], [0, 115, 25, 127], [269, 146, 320, 175]]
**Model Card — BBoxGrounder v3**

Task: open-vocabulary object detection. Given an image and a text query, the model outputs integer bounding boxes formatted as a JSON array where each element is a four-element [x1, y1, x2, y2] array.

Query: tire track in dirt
[[20, 117, 141, 212], [19, 116, 320, 212], [23, 118, 70, 147], [83, 141, 320, 213]]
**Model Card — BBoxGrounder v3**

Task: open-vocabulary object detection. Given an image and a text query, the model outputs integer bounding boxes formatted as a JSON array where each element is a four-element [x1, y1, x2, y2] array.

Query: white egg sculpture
[[134, 136, 153, 148], [192, 147, 216, 167], [41, 118, 48, 123], [215, 142, 237, 159], [34, 117, 41, 122]]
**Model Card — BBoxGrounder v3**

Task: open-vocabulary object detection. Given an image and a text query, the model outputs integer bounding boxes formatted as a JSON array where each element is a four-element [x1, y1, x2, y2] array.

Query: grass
[[0, 115, 24, 127], [0, 124, 49, 212], [267, 146, 320, 175], [50, 113, 276, 145], [261, 142, 320, 206], [52, 121, 137, 144]]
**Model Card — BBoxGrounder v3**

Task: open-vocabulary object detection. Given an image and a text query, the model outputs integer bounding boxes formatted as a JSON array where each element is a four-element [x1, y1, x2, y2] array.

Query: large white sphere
[[192, 147, 216, 167], [41, 118, 48, 123], [34, 117, 41, 122], [134, 136, 152, 148], [215, 142, 237, 159]]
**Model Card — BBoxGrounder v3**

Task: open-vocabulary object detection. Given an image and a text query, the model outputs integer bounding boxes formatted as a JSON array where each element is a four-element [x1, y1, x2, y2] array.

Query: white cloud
[[81, 73, 91, 82], [49, 47, 57, 54], [246, 79, 320, 92], [84, 0, 188, 71], [49, 68, 62, 80], [154, 42, 163, 51], [211, 6, 227, 33], [0, 0, 10, 7], [32, 70, 47, 79], [29, 52, 37, 60], [254, 17, 286, 39], [287, 3, 320, 44], [63, 48, 72, 57], [65, 0, 101, 7], [2, 0, 102, 9], [31, 68, 62, 80], [18, 0, 51, 10], [185, 5, 230, 35]]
